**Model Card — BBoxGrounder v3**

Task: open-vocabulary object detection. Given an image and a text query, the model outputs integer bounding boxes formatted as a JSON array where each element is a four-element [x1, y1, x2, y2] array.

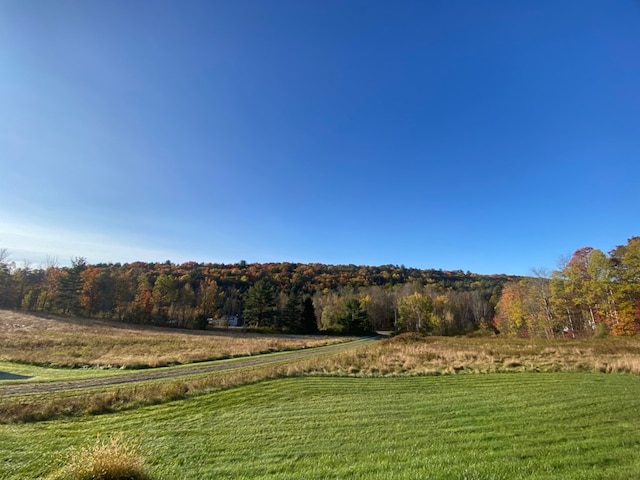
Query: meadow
[[0, 310, 349, 370], [305, 332, 640, 376]]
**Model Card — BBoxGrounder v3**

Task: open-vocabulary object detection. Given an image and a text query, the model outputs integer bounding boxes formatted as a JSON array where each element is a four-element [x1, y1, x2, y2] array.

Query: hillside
[[0, 260, 518, 335]]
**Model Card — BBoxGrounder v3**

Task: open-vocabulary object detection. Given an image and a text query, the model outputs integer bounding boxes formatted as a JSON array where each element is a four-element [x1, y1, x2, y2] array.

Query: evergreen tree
[[0, 255, 13, 308], [243, 280, 277, 327], [56, 257, 86, 314], [300, 296, 318, 334], [280, 291, 302, 332], [338, 298, 371, 334]]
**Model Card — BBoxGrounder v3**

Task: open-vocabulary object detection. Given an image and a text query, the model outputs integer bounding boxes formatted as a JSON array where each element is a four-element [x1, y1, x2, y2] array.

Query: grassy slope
[[0, 310, 349, 372], [3, 374, 640, 479]]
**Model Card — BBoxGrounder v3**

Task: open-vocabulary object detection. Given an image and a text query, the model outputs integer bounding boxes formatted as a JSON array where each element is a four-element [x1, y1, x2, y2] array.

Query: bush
[[594, 322, 610, 338], [466, 326, 498, 338], [191, 314, 209, 330], [47, 434, 154, 480]]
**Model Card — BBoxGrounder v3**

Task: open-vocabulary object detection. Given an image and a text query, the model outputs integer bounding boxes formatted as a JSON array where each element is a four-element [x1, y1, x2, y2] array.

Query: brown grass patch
[[0, 310, 348, 368], [298, 333, 640, 377], [46, 434, 153, 480]]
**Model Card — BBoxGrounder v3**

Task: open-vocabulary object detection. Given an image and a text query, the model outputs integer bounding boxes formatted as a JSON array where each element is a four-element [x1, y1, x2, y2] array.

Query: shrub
[[594, 322, 610, 338], [465, 325, 497, 338], [191, 314, 209, 330], [46, 434, 154, 480]]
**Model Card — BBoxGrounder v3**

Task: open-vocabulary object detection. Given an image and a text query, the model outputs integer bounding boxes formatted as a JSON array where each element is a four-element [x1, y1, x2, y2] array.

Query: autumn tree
[[80, 265, 101, 316], [494, 282, 526, 336], [152, 274, 178, 323], [132, 274, 154, 323], [470, 290, 494, 329], [550, 247, 613, 335], [220, 286, 241, 318], [520, 275, 556, 338], [113, 270, 135, 321], [362, 286, 396, 331], [397, 291, 437, 333], [432, 293, 454, 334], [5, 255, 519, 332], [608, 237, 640, 335], [37, 264, 61, 312], [198, 279, 220, 319], [317, 291, 344, 331], [177, 281, 196, 327], [524, 269, 556, 337], [497, 275, 557, 337]]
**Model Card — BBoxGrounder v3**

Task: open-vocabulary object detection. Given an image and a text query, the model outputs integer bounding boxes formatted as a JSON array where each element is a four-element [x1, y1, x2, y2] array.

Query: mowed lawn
[[3, 373, 640, 479]]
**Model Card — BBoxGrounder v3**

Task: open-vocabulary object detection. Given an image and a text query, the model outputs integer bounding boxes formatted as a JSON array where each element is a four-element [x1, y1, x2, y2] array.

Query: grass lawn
[[2, 373, 640, 479], [0, 361, 135, 382]]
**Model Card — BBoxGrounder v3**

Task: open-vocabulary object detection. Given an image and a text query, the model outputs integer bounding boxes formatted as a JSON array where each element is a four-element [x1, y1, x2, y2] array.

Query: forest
[[495, 236, 640, 337], [0, 235, 638, 337], [0, 253, 511, 335]]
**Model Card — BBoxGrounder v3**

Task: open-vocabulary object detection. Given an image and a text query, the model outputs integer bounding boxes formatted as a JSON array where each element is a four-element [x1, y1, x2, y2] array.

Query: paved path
[[0, 337, 378, 396]]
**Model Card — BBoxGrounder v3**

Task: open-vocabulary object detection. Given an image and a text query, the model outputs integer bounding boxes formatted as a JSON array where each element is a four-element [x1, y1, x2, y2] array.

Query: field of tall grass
[[0, 310, 349, 369], [303, 332, 640, 376]]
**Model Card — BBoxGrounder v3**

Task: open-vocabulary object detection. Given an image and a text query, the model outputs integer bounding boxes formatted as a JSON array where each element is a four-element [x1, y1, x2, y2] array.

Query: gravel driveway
[[0, 337, 377, 396]]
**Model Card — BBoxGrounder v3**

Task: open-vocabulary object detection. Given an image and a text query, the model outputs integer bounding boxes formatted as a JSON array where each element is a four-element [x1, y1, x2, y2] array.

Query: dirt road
[[0, 337, 377, 396]]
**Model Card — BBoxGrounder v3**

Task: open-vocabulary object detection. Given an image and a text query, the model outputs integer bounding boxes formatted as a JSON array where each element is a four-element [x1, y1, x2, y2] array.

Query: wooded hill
[[0, 256, 516, 335], [2, 237, 639, 337]]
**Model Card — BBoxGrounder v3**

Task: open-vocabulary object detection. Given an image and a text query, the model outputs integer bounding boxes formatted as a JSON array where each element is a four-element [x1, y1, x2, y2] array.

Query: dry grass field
[[302, 332, 640, 376], [0, 310, 349, 369], [4, 311, 640, 425]]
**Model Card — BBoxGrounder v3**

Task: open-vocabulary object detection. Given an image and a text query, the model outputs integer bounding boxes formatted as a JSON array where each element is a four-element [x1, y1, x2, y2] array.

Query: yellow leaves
[[397, 292, 437, 333], [359, 294, 371, 309], [495, 282, 525, 335]]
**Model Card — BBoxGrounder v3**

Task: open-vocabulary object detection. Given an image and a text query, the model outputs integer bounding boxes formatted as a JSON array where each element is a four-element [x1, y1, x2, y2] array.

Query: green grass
[[3, 373, 640, 479], [0, 361, 133, 382]]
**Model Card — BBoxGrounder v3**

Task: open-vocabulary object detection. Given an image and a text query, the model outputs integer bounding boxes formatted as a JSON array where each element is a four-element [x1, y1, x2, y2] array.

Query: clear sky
[[1, 1, 639, 275]]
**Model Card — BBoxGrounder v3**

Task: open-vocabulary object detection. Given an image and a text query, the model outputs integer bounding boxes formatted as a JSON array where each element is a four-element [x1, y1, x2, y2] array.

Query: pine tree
[[280, 291, 302, 332], [300, 296, 318, 334], [56, 257, 86, 314], [243, 280, 277, 328]]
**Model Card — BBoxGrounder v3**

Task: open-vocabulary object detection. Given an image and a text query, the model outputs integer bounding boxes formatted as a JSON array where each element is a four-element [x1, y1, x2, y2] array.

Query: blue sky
[[1, 0, 639, 275]]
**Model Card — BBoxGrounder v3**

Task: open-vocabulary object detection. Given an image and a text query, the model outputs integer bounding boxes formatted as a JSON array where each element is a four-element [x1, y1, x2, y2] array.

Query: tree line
[[495, 237, 640, 337], [0, 252, 511, 335]]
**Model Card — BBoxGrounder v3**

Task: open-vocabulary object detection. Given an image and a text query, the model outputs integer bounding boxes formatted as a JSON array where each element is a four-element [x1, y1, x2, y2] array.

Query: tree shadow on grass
[[0, 371, 31, 380]]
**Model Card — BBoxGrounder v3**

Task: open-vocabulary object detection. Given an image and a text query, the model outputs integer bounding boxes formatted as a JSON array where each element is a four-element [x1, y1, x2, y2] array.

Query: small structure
[[208, 314, 240, 328]]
